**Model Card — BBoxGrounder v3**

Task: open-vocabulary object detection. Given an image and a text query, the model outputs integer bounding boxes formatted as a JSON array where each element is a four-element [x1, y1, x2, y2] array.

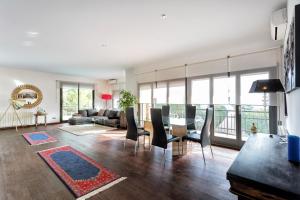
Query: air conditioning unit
[[271, 8, 287, 40], [108, 79, 117, 84]]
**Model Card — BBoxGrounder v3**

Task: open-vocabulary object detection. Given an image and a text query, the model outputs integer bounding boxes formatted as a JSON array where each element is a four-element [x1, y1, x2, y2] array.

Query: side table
[[34, 113, 47, 127]]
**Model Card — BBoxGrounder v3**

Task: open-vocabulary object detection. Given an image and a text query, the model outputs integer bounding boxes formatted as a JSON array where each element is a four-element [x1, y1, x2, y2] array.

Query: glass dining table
[[142, 118, 197, 156]]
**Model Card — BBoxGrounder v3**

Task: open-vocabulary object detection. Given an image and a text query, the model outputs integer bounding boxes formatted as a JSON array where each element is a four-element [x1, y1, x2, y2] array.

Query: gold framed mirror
[[11, 84, 43, 109]]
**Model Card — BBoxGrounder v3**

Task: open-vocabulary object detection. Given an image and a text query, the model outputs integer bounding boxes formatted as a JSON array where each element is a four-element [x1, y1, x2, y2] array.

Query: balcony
[[138, 103, 270, 141]]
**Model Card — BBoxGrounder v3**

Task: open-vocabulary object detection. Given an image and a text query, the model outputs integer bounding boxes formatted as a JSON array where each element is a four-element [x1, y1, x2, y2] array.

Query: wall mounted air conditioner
[[271, 8, 287, 40], [108, 79, 117, 84]]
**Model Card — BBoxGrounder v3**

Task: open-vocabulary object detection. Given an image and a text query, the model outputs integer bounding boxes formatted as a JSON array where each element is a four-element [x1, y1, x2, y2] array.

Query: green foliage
[[79, 89, 93, 109], [119, 90, 137, 111]]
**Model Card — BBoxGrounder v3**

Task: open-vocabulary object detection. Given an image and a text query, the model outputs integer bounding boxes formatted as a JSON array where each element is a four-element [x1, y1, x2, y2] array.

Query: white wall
[[125, 68, 138, 96], [284, 0, 300, 136], [0, 67, 107, 126]]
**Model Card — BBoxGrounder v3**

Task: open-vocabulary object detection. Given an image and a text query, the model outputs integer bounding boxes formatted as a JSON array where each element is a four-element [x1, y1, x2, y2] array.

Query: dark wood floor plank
[[0, 124, 238, 200]]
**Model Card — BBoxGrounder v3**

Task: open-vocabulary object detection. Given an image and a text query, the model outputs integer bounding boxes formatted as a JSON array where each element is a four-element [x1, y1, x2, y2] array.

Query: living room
[[0, 0, 299, 200]]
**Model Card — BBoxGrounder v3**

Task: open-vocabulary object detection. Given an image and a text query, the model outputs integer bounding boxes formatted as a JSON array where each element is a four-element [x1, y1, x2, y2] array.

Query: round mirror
[[11, 84, 43, 109]]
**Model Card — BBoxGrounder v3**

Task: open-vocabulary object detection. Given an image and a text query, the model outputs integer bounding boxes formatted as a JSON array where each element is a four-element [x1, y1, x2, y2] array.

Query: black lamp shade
[[249, 79, 285, 93]]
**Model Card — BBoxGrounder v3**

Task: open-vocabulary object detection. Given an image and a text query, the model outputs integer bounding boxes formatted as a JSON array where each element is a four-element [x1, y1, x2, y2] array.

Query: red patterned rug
[[38, 146, 126, 199], [23, 131, 57, 145]]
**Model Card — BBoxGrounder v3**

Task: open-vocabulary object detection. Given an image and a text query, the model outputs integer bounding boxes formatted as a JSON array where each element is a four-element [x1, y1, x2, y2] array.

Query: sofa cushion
[[108, 110, 118, 119], [69, 117, 92, 125], [104, 110, 110, 117], [94, 116, 108, 120], [98, 109, 106, 116], [87, 109, 98, 117], [78, 110, 88, 117]]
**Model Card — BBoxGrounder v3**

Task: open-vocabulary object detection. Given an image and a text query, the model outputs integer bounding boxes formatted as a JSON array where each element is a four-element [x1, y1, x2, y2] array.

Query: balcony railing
[[138, 103, 270, 140]]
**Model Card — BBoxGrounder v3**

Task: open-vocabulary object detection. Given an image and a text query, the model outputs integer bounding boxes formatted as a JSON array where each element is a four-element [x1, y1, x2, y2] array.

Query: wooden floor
[[0, 124, 238, 200]]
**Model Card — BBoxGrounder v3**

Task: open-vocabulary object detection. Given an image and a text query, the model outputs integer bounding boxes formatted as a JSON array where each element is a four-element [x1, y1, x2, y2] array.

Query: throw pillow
[[87, 109, 98, 117], [98, 109, 106, 116], [108, 110, 118, 119], [104, 110, 110, 117], [78, 110, 88, 117]]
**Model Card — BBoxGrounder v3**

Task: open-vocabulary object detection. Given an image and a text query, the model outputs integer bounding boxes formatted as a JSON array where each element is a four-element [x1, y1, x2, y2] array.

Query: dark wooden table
[[227, 134, 300, 200]]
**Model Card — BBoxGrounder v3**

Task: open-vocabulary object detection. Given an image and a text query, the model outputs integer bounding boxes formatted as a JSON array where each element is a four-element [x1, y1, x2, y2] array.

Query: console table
[[227, 134, 300, 200], [34, 113, 47, 127]]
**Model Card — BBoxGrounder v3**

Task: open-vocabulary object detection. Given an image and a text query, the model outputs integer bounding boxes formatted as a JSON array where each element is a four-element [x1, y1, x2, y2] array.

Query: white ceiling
[[0, 0, 286, 79]]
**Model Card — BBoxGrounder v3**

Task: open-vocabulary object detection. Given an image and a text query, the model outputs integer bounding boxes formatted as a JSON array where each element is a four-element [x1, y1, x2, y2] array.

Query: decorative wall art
[[11, 84, 43, 109], [284, 5, 300, 93]]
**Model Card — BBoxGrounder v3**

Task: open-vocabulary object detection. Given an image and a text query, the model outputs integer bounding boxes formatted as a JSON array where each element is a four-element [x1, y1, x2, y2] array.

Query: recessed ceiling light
[[22, 41, 34, 47], [99, 43, 107, 47], [26, 31, 40, 38], [161, 14, 167, 20]]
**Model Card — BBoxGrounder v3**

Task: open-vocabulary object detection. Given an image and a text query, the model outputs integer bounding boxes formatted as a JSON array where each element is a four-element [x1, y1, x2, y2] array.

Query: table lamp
[[249, 79, 285, 137]]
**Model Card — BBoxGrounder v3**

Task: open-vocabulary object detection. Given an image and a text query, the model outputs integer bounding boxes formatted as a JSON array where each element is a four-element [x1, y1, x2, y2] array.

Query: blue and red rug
[[23, 131, 57, 145], [38, 146, 126, 199]]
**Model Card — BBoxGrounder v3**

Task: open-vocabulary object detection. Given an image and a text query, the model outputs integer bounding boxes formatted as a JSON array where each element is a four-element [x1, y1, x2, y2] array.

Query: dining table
[[143, 117, 197, 156]]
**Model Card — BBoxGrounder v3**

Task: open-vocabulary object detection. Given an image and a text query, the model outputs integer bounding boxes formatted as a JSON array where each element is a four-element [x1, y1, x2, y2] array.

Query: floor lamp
[[101, 94, 112, 109], [249, 79, 285, 138], [0, 99, 25, 131]]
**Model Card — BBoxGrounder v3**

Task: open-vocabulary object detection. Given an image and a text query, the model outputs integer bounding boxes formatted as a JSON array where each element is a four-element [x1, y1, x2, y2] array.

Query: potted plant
[[118, 90, 137, 128]]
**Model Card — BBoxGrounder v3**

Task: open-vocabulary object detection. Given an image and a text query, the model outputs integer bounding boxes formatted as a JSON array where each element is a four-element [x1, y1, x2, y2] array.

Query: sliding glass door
[[240, 72, 269, 141], [169, 80, 186, 118], [61, 83, 79, 121], [153, 82, 167, 108], [60, 82, 94, 121], [139, 84, 152, 122], [213, 76, 236, 139], [79, 84, 94, 110], [137, 67, 276, 148], [191, 78, 210, 129]]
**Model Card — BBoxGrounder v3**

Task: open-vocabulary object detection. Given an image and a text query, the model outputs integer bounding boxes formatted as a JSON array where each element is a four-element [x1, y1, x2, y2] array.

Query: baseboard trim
[[0, 122, 61, 130]]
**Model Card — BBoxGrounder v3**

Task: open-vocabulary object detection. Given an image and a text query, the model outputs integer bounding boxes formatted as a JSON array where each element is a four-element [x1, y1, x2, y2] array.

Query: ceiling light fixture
[[99, 43, 107, 47], [161, 14, 167, 20], [26, 31, 39, 38]]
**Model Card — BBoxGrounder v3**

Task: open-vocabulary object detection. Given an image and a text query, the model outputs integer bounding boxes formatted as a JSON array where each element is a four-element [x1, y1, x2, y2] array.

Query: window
[[112, 90, 120, 109], [191, 78, 210, 129], [79, 84, 94, 110], [213, 76, 236, 139], [153, 82, 167, 108], [61, 82, 94, 121], [169, 80, 185, 118], [240, 72, 269, 140], [139, 84, 152, 104], [213, 76, 236, 105], [139, 84, 152, 121], [240, 73, 269, 105], [61, 83, 79, 121], [191, 78, 210, 105]]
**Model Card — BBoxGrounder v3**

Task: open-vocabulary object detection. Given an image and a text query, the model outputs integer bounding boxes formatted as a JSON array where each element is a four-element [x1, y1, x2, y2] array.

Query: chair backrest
[[125, 107, 138, 141], [200, 107, 214, 147], [151, 108, 168, 149], [161, 105, 170, 126], [186, 105, 196, 130]]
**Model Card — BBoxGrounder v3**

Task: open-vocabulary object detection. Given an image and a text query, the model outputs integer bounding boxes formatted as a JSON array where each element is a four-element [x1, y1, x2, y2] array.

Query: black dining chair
[[150, 108, 181, 159], [186, 104, 196, 133], [184, 107, 214, 164], [162, 105, 170, 130], [124, 107, 150, 154]]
